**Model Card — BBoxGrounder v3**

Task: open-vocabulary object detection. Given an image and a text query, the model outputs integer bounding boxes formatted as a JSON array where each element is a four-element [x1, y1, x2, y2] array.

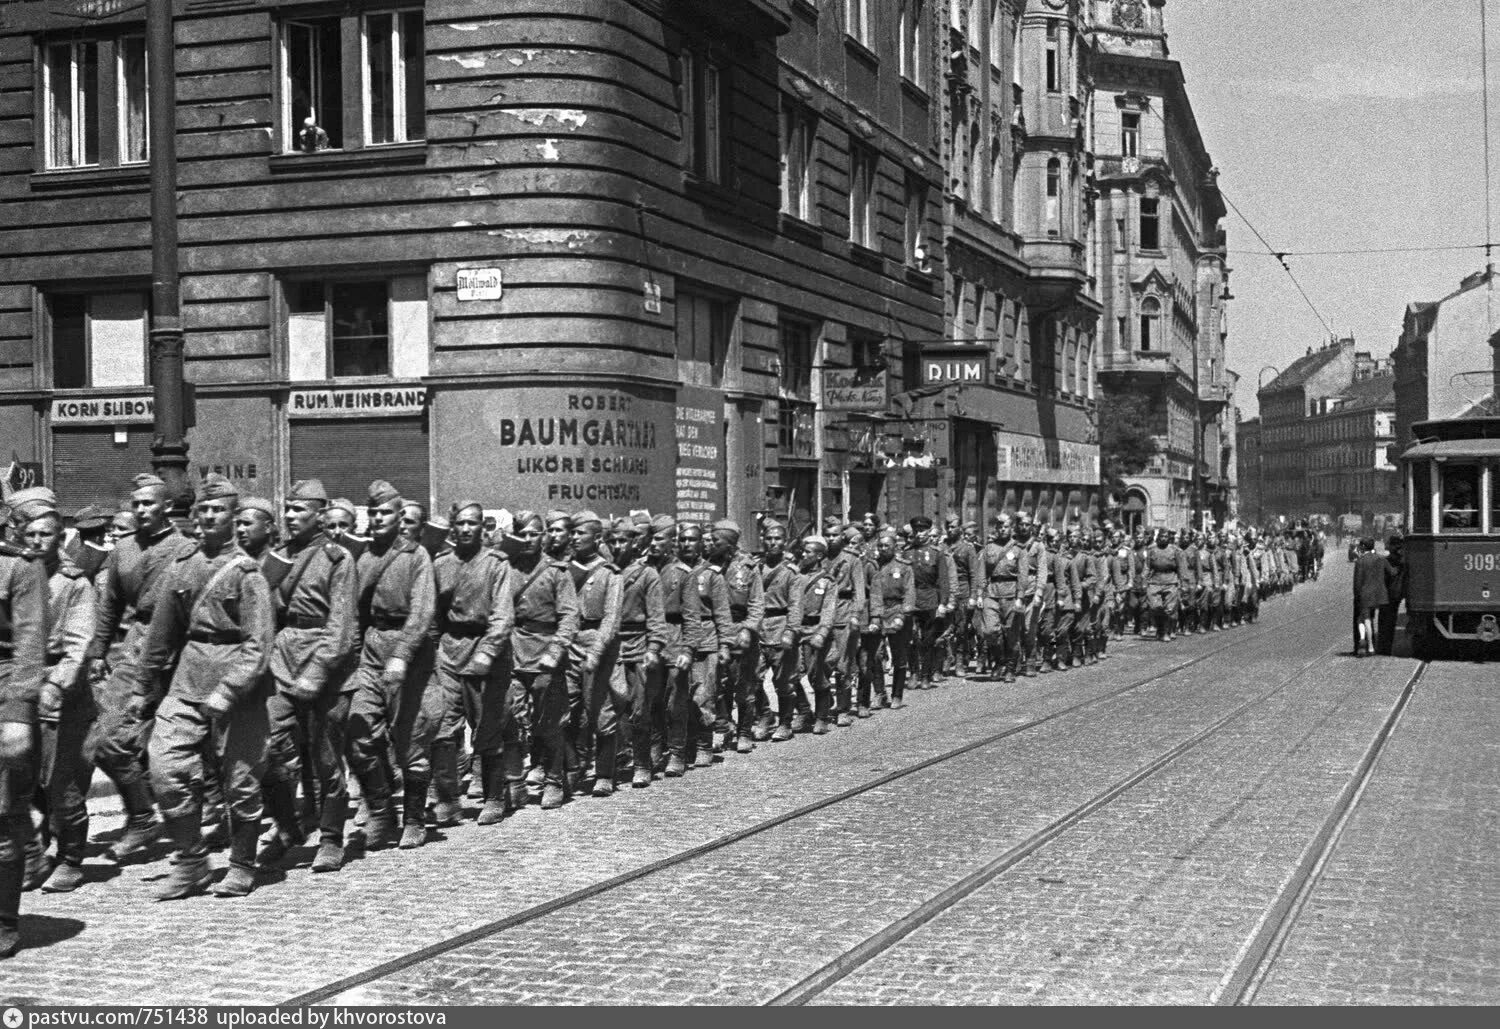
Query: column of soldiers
[[0, 468, 1309, 958]]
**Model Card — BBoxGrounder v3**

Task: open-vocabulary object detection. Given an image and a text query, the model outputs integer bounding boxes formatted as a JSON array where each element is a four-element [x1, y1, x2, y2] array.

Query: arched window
[[1139, 296, 1161, 351]]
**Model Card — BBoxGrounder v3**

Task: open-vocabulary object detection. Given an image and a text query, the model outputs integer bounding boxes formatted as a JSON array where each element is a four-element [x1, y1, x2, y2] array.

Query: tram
[[1401, 416, 1500, 657]]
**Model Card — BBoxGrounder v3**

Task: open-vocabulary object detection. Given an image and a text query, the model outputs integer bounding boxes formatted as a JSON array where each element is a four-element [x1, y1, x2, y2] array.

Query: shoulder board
[[237, 556, 262, 574], [323, 542, 346, 563]]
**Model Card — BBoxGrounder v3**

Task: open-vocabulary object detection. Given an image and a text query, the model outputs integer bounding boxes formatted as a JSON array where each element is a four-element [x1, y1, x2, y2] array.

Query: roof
[[1261, 345, 1345, 394], [1401, 437, 1500, 461], [1331, 374, 1395, 412]]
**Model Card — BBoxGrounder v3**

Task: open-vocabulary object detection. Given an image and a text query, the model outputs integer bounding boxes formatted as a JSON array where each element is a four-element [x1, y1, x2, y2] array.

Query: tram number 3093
[[1460, 553, 1500, 572]]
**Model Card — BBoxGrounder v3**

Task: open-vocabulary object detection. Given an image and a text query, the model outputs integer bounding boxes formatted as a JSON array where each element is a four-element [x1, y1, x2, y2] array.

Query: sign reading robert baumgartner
[[289, 387, 427, 418]]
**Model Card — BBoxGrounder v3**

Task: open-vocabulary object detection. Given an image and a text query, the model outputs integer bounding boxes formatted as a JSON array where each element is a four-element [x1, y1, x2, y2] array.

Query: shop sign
[[289, 386, 427, 419], [456, 267, 503, 302], [995, 429, 1100, 486], [921, 348, 989, 386], [823, 368, 887, 411], [675, 384, 724, 521], [49, 0, 143, 19], [50, 396, 153, 425]]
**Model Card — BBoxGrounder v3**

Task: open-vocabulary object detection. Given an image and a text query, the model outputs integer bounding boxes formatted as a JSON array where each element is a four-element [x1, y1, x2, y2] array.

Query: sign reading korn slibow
[[436, 385, 675, 512], [51, 395, 154, 424]]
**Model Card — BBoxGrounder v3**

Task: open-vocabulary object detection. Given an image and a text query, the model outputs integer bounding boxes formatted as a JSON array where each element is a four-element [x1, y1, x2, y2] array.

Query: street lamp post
[[1256, 364, 1280, 529], [147, 0, 189, 505]]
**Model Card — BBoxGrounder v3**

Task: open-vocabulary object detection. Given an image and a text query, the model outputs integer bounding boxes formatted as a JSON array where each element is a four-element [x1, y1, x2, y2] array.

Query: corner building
[[0, 0, 943, 531]]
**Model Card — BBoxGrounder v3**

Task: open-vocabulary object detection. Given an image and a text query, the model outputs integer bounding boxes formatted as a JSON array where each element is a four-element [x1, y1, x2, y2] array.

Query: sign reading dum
[[920, 349, 989, 386]]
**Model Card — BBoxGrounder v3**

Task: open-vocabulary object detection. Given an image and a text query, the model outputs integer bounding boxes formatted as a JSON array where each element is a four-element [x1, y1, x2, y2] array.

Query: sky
[[1167, 0, 1499, 418]]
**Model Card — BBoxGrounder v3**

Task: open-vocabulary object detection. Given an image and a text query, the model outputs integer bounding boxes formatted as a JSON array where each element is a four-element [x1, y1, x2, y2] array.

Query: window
[[675, 289, 733, 388], [989, 0, 1004, 70], [778, 317, 817, 460], [949, 275, 966, 341], [780, 101, 816, 221], [1045, 22, 1059, 93], [848, 142, 877, 248], [990, 140, 1004, 222], [1045, 157, 1060, 232], [682, 48, 725, 183], [1121, 112, 1139, 157], [286, 274, 429, 381], [1139, 296, 1161, 351], [1440, 463, 1481, 533], [1139, 197, 1160, 250], [50, 292, 149, 389], [41, 35, 147, 169], [900, 0, 926, 83], [845, 0, 872, 48], [969, 126, 984, 213], [904, 173, 930, 267], [279, 7, 425, 153]]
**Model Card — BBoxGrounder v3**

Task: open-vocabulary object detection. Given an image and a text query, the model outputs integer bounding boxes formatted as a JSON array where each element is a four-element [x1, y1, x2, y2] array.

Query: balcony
[[1100, 348, 1178, 380], [1198, 381, 1232, 414], [1096, 154, 1171, 185], [1022, 237, 1089, 305]]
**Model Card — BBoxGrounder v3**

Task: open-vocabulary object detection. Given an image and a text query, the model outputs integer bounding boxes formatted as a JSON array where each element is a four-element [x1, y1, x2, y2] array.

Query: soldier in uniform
[[978, 517, 1027, 683], [252, 480, 360, 873], [1199, 532, 1223, 633], [505, 511, 578, 809], [941, 517, 982, 677], [905, 517, 951, 690], [1107, 530, 1134, 643], [793, 536, 838, 733], [822, 526, 865, 727], [428, 500, 514, 827], [130, 475, 273, 899], [611, 516, 667, 788], [1146, 527, 1189, 642], [673, 524, 732, 768], [758, 520, 806, 742], [1037, 528, 1067, 672], [1015, 516, 1049, 677], [645, 515, 682, 773], [850, 528, 882, 717], [0, 507, 45, 956], [345, 480, 437, 850], [708, 520, 763, 753], [564, 511, 622, 797], [869, 531, 915, 708], [1065, 530, 1096, 666], [85, 473, 198, 863], [11, 491, 92, 895]]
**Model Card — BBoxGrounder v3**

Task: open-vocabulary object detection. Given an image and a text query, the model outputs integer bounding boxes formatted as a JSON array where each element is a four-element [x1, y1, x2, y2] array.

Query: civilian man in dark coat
[[1351, 537, 1389, 657], [1375, 533, 1407, 656]]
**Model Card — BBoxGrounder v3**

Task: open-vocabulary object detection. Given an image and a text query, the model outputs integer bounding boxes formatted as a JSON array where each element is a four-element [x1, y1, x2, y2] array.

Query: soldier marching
[[0, 469, 1305, 959]]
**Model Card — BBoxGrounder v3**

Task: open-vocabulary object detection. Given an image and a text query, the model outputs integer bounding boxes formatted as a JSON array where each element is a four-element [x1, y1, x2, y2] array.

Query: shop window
[[675, 288, 734, 388], [41, 34, 147, 169], [681, 47, 726, 183], [285, 273, 428, 381], [49, 292, 148, 389], [849, 142, 877, 248], [279, 5, 425, 153], [779, 100, 816, 221]]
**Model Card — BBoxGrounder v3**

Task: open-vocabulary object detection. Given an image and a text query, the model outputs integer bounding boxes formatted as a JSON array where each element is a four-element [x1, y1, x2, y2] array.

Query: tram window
[[1440, 463, 1481, 532], [1412, 463, 1432, 532]]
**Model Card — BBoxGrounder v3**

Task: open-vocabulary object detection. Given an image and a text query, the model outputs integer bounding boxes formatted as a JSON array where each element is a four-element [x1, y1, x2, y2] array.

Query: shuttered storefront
[[52, 427, 155, 511], [289, 416, 430, 506]]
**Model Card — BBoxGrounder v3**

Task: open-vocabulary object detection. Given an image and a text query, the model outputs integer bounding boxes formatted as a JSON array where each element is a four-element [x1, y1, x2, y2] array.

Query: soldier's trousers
[[759, 639, 801, 725], [664, 660, 695, 759], [565, 641, 620, 778], [882, 627, 911, 700], [1, 755, 33, 946], [1097, 595, 1116, 645], [855, 631, 885, 707], [347, 641, 441, 814], [688, 651, 719, 752], [504, 666, 566, 787], [1071, 601, 1094, 657], [979, 597, 1023, 672], [37, 699, 95, 867], [263, 683, 350, 842], [799, 638, 832, 721], [149, 692, 269, 857], [620, 656, 663, 771], [86, 650, 156, 819], [1146, 584, 1180, 635], [433, 662, 522, 802], [1021, 602, 1043, 668], [828, 626, 855, 716], [715, 641, 759, 739], [911, 610, 943, 683], [1052, 608, 1076, 663]]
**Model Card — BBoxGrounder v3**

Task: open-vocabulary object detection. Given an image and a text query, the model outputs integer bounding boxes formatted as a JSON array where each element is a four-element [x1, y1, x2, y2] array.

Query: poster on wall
[[674, 384, 725, 522]]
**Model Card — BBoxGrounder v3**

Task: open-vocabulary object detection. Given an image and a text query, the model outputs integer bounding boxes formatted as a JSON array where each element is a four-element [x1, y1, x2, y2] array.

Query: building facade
[[1235, 414, 1260, 525], [0, 0, 951, 534], [915, 0, 1102, 530], [1089, 0, 1233, 531], [1392, 268, 1498, 457], [1303, 370, 1400, 531]]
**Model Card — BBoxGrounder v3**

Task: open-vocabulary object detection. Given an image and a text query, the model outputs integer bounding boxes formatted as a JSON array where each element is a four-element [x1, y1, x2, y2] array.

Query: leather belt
[[730, 605, 749, 620], [369, 613, 407, 630], [188, 628, 241, 645], [665, 613, 684, 624], [763, 607, 789, 616], [579, 618, 603, 631], [285, 613, 328, 630], [837, 590, 853, 599], [618, 620, 647, 633], [441, 621, 486, 638], [518, 619, 557, 634], [801, 616, 822, 626]]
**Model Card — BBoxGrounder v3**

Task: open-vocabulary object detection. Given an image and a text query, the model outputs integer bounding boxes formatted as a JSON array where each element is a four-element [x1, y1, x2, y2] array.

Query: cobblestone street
[[2, 564, 1495, 1006]]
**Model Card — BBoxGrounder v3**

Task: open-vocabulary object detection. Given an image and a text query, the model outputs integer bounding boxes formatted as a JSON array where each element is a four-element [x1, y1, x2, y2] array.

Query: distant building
[[1236, 415, 1261, 524], [1304, 371, 1400, 531], [1089, 0, 1234, 530], [1392, 269, 1499, 455], [1257, 338, 1358, 523]]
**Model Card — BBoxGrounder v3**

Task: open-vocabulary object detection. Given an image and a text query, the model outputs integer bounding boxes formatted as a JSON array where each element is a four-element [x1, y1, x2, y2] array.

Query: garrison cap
[[236, 496, 276, 519], [630, 510, 654, 528], [963, 520, 978, 530], [288, 479, 329, 503], [131, 472, 170, 500], [571, 510, 602, 528], [650, 514, 676, 536], [327, 497, 357, 519], [611, 515, 633, 533], [712, 519, 742, 543], [801, 534, 828, 551], [759, 517, 786, 533], [450, 499, 485, 519], [198, 473, 239, 502], [72, 504, 112, 531], [513, 510, 544, 531], [8, 486, 58, 524], [544, 509, 571, 526], [945, 515, 961, 528], [367, 479, 401, 507], [841, 526, 863, 544]]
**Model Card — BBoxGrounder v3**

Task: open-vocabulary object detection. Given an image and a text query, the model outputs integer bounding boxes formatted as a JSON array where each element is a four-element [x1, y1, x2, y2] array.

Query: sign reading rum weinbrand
[[51, 396, 154, 425], [289, 387, 427, 418]]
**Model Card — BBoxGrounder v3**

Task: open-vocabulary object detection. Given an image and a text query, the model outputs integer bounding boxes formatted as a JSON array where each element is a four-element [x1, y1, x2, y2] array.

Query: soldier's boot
[[201, 802, 230, 852], [214, 821, 261, 898], [257, 779, 302, 867], [665, 752, 688, 777], [789, 709, 812, 734], [361, 798, 399, 851], [156, 811, 211, 902], [541, 778, 566, 810], [592, 736, 618, 797], [430, 740, 464, 828], [735, 732, 755, 754], [474, 758, 507, 825], [1098, 635, 1109, 660], [106, 810, 163, 864], [751, 710, 774, 742], [398, 776, 429, 850], [524, 762, 546, 805], [21, 832, 51, 892], [0, 844, 25, 959], [1002, 658, 1017, 684], [693, 731, 714, 768], [41, 860, 84, 894]]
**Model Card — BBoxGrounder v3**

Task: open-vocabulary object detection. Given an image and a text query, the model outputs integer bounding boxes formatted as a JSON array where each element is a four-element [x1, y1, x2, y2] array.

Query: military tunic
[[505, 554, 578, 788], [0, 544, 46, 948], [36, 557, 95, 869]]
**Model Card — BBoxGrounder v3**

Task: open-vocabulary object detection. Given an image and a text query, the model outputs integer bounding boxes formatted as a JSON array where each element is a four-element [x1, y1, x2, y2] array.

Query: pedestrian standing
[[1352, 536, 1389, 657], [1375, 533, 1407, 656]]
